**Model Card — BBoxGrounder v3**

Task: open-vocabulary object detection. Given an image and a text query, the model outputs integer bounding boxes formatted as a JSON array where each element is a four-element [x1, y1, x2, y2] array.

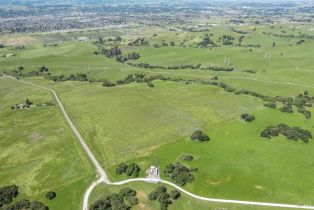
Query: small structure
[[149, 166, 159, 176], [78, 37, 88, 42]]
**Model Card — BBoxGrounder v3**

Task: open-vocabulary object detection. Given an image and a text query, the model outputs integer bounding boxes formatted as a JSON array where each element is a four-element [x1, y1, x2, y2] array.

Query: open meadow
[[1, 20, 314, 210]]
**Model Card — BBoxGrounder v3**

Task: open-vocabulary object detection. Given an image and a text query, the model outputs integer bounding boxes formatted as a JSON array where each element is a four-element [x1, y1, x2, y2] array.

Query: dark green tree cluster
[[148, 186, 181, 210], [45, 192, 56, 200], [127, 52, 140, 60], [102, 79, 116, 87], [201, 66, 234, 72], [241, 113, 255, 122], [0, 185, 19, 207], [164, 163, 196, 186], [68, 73, 88, 81], [0, 185, 49, 210], [262, 32, 314, 40], [90, 188, 138, 210], [25, 98, 33, 107], [198, 34, 215, 48], [39, 66, 49, 72], [116, 52, 140, 63], [101, 46, 122, 58], [296, 39, 305, 45], [5, 200, 48, 210], [279, 103, 293, 113], [129, 38, 149, 46], [260, 124, 312, 143], [221, 35, 234, 45], [127, 62, 234, 72], [264, 102, 277, 109], [190, 130, 210, 142], [115, 163, 140, 177], [43, 73, 89, 82]]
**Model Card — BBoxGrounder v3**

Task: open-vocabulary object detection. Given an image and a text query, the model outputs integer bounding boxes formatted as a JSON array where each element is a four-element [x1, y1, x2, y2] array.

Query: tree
[[119, 188, 136, 197], [240, 113, 255, 122], [170, 190, 181, 200], [102, 80, 116, 87], [126, 163, 140, 177], [190, 130, 210, 142], [264, 102, 276, 109], [115, 163, 127, 175], [164, 163, 195, 186], [0, 185, 19, 207], [25, 98, 33, 107], [45, 192, 56, 200], [272, 42, 276, 47], [39, 66, 48, 72], [148, 186, 180, 210], [147, 81, 154, 88], [148, 191, 158, 201]]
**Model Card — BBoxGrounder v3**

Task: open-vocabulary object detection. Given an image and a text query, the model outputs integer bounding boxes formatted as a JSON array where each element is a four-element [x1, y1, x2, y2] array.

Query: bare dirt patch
[[207, 175, 232, 185], [255, 185, 266, 191], [28, 131, 43, 143], [0, 36, 38, 46]]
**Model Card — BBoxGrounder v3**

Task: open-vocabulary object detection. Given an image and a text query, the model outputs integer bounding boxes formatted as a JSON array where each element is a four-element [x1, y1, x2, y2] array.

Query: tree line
[[101, 73, 312, 119], [0, 185, 49, 210], [260, 124, 312, 143], [116, 163, 141, 177], [90, 187, 138, 210], [126, 62, 234, 72]]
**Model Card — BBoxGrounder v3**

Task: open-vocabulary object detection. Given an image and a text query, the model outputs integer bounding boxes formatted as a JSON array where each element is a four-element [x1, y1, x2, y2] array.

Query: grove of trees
[[116, 163, 141, 177], [240, 113, 255, 122], [148, 186, 181, 210], [190, 130, 210, 142], [90, 187, 138, 210], [0, 185, 49, 210], [164, 163, 196, 186], [260, 123, 312, 143]]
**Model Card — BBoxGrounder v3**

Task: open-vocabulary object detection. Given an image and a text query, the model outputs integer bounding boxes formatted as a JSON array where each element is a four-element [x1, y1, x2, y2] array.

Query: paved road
[[5, 75, 314, 210]]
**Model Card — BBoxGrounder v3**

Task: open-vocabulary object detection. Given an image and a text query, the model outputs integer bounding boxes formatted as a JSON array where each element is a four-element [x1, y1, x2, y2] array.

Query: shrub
[[280, 104, 293, 113], [170, 190, 181, 200], [264, 102, 277, 109], [45, 191, 56, 200], [115, 163, 127, 175], [241, 113, 255, 122], [190, 130, 210, 142], [102, 80, 116, 87]]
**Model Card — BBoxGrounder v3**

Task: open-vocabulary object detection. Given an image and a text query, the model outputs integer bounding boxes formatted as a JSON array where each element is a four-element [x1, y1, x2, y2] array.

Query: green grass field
[[0, 77, 95, 210], [1, 22, 314, 210], [89, 182, 305, 210]]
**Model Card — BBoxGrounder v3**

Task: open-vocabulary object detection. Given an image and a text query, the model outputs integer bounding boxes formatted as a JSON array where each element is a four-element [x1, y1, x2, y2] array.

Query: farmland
[[1, 1, 314, 210]]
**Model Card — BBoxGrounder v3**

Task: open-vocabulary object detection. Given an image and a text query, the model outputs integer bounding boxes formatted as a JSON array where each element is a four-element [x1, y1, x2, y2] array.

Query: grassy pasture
[[0, 77, 95, 210], [1, 22, 314, 210], [22, 77, 314, 206], [89, 182, 305, 210]]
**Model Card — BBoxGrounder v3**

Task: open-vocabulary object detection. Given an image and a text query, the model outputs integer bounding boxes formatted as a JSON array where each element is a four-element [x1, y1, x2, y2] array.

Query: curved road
[[4, 75, 314, 210]]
